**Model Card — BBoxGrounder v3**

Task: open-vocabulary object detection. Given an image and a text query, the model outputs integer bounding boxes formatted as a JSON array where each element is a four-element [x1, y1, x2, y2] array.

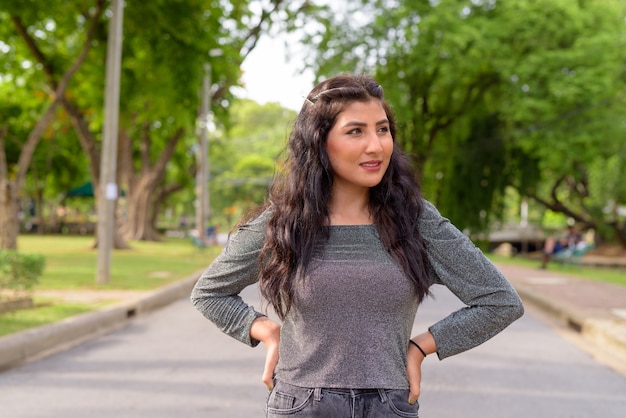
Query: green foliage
[[0, 250, 45, 296], [209, 99, 296, 227], [437, 113, 509, 232], [1, 1, 319, 244], [299, 0, 626, 244]]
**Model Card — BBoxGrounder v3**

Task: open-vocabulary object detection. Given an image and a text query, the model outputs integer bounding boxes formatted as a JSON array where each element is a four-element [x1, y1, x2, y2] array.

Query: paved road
[[1, 285, 625, 418]]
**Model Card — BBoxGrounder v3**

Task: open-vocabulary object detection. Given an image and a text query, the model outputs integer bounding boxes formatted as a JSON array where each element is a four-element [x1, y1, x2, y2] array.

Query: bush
[[0, 250, 45, 298]]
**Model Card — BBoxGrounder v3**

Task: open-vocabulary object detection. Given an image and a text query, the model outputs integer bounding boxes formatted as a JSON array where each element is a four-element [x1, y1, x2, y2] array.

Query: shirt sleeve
[[420, 199, 525, 360], [190, 210, 269, 347]]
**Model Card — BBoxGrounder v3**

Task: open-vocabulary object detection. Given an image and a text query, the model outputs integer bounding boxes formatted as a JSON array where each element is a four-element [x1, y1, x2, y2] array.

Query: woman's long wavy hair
[[259, 74, 431, 320]]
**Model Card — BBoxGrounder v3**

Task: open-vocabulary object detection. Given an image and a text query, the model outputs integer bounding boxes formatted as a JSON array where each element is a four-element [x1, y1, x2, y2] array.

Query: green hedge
[[0, 250, 45, 296]]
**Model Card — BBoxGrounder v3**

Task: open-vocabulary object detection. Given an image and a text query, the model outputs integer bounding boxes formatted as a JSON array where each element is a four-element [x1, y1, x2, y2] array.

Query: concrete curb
[[0, 272, 201, 372], [514, 283, 626, 363]]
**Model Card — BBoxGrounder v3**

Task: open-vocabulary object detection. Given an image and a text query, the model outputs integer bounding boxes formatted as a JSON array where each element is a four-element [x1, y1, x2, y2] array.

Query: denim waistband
[[322, 388, 383, 396]]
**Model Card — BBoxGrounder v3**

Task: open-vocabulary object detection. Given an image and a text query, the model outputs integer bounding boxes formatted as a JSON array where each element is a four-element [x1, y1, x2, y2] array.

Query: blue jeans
[[266, 380, 419, 417]]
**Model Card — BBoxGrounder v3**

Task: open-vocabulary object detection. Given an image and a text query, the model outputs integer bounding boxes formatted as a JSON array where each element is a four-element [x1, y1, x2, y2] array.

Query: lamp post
[[195, 49, 222, 241], [96, 0, 123, 284]]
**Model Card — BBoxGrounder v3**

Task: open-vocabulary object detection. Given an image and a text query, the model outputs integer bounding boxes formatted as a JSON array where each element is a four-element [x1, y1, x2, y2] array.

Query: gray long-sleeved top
[[191, 199, 524, 389]]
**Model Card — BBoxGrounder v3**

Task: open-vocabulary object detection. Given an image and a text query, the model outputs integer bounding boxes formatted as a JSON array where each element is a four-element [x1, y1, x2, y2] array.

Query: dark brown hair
[[259, 74, 430, 319]]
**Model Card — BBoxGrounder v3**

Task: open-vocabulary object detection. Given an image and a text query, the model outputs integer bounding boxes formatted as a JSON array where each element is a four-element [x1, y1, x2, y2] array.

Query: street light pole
[[195, 63, 211, 241], [195, 49, 221, 241], [96, 0, 123, 284]]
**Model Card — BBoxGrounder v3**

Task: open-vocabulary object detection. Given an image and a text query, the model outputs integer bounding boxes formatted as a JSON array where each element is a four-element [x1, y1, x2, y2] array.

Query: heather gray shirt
[[191, 199, 524, 389]]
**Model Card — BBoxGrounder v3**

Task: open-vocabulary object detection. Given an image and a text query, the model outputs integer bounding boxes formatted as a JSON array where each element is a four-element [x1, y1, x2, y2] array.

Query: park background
[[1, 0, 625, 335]]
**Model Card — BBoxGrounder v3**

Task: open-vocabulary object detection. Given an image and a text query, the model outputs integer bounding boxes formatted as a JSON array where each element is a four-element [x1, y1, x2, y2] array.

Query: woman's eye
[[347, 128, 362, 135], [378, 126, 390, 133]]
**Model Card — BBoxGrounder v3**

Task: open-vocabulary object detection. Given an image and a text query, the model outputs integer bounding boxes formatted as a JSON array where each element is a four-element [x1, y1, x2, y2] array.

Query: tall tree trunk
[[0, 125, 19, 248], [0, 183, 19, 250], [119, 127, 185, 241], [0, 91, 61, 249], [121, 176, 161, 241]]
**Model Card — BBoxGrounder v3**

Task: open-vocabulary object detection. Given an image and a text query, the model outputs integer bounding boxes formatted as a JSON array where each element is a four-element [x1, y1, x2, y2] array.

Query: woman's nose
[[365, 133, 383, 153]]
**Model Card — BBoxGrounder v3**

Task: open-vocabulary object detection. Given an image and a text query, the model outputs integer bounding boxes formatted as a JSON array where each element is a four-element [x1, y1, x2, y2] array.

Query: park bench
[[189, 225, 218, 249], [553, 244, 595, 266], [190, 235, 208, 249]]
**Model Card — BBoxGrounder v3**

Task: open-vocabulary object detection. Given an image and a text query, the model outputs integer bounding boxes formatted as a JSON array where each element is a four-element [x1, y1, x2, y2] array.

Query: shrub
[[0, 250, 45, 299]]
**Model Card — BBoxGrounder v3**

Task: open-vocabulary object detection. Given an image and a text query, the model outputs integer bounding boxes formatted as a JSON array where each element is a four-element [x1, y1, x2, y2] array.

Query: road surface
[[1, 285, 625, 417]]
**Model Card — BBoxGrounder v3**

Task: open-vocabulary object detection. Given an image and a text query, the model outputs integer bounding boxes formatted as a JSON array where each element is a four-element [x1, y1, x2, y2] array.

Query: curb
[[514, 283, 626, 363], [0, 272, 201, 372]]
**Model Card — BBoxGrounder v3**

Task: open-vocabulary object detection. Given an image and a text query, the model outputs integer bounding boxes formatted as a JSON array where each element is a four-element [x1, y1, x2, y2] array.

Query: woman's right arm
[[190, 211, 270, 347], [250, 316, 281, 390]]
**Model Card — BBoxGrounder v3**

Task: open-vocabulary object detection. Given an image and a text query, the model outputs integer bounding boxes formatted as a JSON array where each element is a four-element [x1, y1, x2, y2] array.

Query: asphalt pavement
[[2, 271, 626, 418], [497, 261, 626, 373], [1, 255, 625, 375]]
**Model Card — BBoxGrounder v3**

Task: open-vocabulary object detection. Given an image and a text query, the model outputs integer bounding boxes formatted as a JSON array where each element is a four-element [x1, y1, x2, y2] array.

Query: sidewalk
[[1, 261, 625, 373], [497, 262, 626, 370], [0, 272, 203, 371]]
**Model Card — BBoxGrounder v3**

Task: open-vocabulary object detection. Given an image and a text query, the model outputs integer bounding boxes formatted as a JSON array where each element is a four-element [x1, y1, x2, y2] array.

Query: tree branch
[[14, 0, 106, 185], [11, 16, 57, 88], [153, 128, 185, 176], [240, 0, 285, 60], [118, 127, 135, 188], [60, 98, 100, 181], [11, 0, 105, 92], [527, 184, 596, 230]]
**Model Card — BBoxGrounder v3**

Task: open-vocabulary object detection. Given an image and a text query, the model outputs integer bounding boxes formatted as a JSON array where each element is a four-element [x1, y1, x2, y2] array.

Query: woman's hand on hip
[[407, 343, 425, 404], [250, 316, 281, 390], [407, 332, 435, 404]]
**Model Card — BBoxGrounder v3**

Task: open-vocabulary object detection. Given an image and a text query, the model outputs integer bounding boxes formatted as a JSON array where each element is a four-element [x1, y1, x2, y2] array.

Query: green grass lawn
[[0, 235, 222, 337], [0, 302, 102, 336], [488, 254, 626, 287], [21, 235, 221, 290]]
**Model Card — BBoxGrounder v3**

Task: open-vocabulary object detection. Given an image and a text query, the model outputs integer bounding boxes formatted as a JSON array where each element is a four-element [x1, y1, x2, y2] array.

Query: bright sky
[[237, 35, 315, 111]]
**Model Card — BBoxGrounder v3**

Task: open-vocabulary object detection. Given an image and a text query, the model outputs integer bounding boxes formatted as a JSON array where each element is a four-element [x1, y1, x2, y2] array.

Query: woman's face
[[325, 99, 393, 193]]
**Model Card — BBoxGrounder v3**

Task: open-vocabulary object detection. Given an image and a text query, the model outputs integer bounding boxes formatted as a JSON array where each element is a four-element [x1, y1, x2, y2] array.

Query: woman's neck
[[327, 190, 372, 225]]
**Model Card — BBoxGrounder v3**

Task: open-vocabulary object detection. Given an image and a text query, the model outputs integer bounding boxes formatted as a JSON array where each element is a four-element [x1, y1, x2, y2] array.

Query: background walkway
[[497, 262, 626, 374]]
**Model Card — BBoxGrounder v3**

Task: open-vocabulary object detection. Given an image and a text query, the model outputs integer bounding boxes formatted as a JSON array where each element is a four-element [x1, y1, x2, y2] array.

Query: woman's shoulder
[[418, 198, 463, 241], [221, 207, 271, 256], [418, 198, 444, 224], [236, 205, 272, 232]]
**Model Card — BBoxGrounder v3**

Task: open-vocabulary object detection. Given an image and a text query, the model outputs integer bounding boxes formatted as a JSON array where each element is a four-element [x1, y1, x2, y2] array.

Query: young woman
[[191, 74, 524, 417]]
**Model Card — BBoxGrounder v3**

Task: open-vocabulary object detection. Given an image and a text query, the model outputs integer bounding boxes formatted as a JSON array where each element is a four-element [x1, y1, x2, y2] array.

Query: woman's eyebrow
[[341, 119, 389, 128]]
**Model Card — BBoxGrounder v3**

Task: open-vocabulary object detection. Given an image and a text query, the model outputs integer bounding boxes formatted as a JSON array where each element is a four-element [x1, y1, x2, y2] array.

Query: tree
[[301, 0, 521, 230], [299, 0, 626, 244], [210, 99, 296, 226], [0, 0, 104, 249], [2, 0, 320, 249], [497, 0, 626, 246]]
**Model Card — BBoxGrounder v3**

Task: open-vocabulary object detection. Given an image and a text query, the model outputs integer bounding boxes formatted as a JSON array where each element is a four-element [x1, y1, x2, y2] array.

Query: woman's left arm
[[419, 199, 524, 360]]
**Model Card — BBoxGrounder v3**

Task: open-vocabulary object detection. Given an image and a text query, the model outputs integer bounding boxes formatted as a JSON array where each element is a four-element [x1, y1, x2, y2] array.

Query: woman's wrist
[[409, 339, 427, 358], [250, 316, 281, 345], [409, 332, 437, 358]]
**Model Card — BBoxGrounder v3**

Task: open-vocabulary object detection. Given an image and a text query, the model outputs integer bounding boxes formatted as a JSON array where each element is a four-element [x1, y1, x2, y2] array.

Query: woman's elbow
[[507, 296, 525, 324]]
